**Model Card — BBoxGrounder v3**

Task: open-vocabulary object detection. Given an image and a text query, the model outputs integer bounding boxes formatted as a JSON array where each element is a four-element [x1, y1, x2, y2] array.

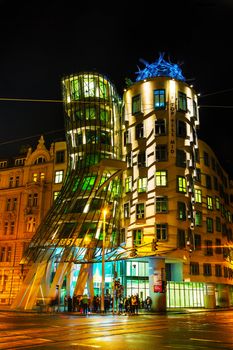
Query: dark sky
[[0, 0, 233, 176]]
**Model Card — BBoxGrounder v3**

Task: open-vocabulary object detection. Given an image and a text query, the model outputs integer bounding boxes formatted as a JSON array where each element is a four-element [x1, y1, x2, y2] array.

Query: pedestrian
[[82, 294, 88, 315], [67, 295, 72, 312]]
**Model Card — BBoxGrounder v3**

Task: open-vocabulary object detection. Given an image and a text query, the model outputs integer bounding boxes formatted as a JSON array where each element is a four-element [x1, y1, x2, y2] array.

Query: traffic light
[[151, 239, 158, 251]]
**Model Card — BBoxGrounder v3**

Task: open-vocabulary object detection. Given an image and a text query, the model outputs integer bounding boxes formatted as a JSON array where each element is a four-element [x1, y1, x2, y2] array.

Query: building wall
[[0, 137, 66, 304]]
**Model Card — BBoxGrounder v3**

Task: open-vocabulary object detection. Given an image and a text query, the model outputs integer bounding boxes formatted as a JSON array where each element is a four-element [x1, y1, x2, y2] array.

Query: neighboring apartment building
[[0, 136, 66, 305]]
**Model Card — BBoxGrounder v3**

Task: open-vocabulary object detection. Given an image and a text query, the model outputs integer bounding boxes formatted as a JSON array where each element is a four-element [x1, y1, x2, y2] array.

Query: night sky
[[0, 0, 233, 176]]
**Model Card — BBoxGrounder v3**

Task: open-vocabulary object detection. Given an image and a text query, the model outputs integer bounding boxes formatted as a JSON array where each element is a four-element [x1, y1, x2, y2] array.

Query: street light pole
[[101, 209, 107, 313]]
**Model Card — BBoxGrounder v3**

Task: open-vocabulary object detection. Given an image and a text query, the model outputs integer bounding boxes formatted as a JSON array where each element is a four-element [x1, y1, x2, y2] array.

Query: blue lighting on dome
[[135, 53, 185, 82]]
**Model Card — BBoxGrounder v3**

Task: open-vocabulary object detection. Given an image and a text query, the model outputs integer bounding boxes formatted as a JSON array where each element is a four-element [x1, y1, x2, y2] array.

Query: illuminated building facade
[[2, 56, 233, 311], [0, 137, 66, 305]]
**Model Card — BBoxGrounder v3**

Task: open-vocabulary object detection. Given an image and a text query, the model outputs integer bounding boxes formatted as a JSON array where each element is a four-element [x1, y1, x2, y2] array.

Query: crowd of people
[[63, 293, 152, 315]]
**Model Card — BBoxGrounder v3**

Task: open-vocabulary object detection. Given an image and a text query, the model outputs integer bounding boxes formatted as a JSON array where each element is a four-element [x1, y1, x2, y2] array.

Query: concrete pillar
[[148, 257, 166, 312], [217, 284, 230, 308], [204, 283, 216, 309]]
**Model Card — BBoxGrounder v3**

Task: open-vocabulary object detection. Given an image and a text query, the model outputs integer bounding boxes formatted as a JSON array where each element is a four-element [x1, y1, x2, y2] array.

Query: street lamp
[[101, 208, 107, 313]]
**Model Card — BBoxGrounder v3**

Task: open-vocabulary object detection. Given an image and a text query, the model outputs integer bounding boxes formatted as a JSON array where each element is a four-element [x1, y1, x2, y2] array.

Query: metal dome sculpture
[[135, 53, 185, 82]]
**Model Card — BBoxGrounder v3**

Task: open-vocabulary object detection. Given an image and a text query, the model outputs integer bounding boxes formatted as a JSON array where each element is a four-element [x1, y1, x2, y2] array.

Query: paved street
[[0, 310, 233, 349]]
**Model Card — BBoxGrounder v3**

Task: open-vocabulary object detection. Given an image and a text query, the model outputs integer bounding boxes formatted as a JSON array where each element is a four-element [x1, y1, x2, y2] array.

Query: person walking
[[82, 294, 89, 315]]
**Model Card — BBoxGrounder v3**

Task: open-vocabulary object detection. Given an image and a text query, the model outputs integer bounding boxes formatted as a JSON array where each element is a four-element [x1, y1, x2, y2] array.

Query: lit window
[[177, 176, 186, 193], [27, 216, 36, 232], [133, 229, 142, 245], [156, 224, 167, 240], [81, 176, 96, 190], [125, 177, 132, 192], [132, 95, 141, 114], [178, 91, 187, 112], [136, 203, 145, 219], [156, 196, 168, 213], [154, 89, 165, 109], [32, 173, 38, 182], [195, 189, 202, 203], [195, 211, 202, 226], [156, 171, 167, 187], [54, 170, 64, 184], [215, 197, 220, 210], [53, 191, 59, 201], [138, 178, 147, 193], [207, 196, 213, 210], [40, 172, 45, 181]]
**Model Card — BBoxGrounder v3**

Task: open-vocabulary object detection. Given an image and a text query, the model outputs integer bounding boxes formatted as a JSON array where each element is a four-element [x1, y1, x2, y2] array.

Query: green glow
[[82, 176, 96, 190]]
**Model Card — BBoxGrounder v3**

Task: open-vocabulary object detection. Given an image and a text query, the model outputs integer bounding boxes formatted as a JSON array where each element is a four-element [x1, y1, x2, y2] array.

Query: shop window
[[156, 196, 168, 213], [156, 171, 167, 187], [155, 119, 166, 135]]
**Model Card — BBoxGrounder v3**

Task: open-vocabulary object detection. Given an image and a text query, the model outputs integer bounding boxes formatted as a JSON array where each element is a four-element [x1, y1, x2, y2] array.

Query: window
[[156, 145, 167, 161], [15, 158, 25, 166], [125, 177, 132, 192], [203, 263, 212, 276], [205, 240, 213, 256], [138, 152, 146, 167], [216, 217, 221, 232], [32, 173, 38, 182], [9, 176, 13, 188], [33, 193, 38, 206], [155, 119, 166, 135], [40, 172, 45, 181], [15, 176, 20, 187], [82, 176, 96, 190], [215, 238, 222, 254], [215, 264, 222, 277], [177, 176, 186, 193], [6, 199, 11, 211], [27, 216, 36, 232], [203, 151, 209, 166], [12, 198, 17, 210], [136, 203, 145, 219], [207, 196, 213, 210], [138, 178, 147, 193], [10, 222, 14, 235], [35, 156, 45, 164], [206, 217, 213, 233], [4, 222, 8, 235], [194, 234, 201, 250], [133, 229, 142, 245], [132, 94, 141, 114], [156, 196, 168, 213], [154, 89, 165, 109], [177, 201, 186, 220], [177, 229, 186, 248], [126, 152, 132, 167], [56, 150, 65, 163], [178, 91, 187, 112], [135, 123, 144, 139], [195, 168, 201, 182], [195, 211, 202, 226], [53, 191, 59, 201], [176, 120, 186, 138], [156, 171, 167, 186], [190, 262, 199, 275], [124, 203, 130, 218], [195, 189, 202, 203], [206, 175, 212, 189], [0, 161, 7, 168], [54, 170, 64, 184], [124, 131, 130, 145], [176, 149, 186, 167], [215, 196, 220, 210], [156, 224, 167, 240], [213, 176, 218, 191], [0, 247, 6, 262]]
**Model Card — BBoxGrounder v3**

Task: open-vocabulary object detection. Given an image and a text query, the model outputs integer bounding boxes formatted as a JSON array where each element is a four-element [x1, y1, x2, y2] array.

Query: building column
[[204, 283, 216, 309], [217, 284, 230, 308], [148, 257, 166, 312]]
